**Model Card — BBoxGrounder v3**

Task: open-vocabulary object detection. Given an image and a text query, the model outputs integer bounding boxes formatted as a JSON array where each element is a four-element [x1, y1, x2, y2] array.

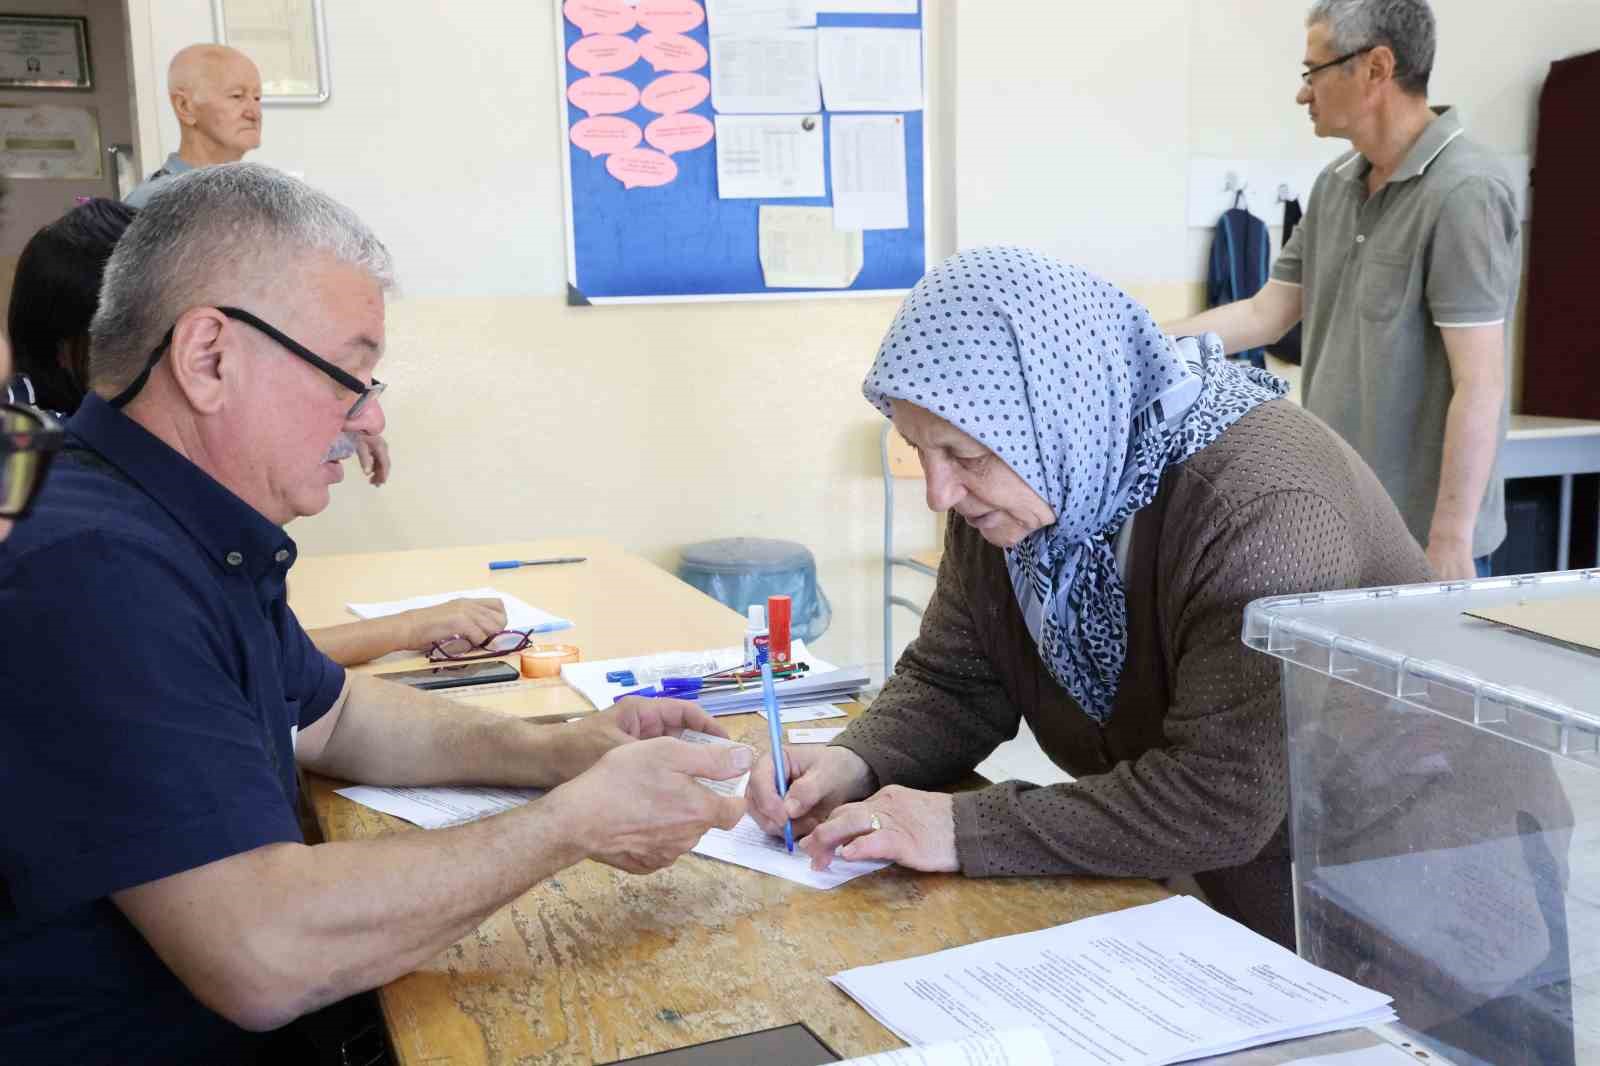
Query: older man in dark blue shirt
[[0, 164, 752, 1065]]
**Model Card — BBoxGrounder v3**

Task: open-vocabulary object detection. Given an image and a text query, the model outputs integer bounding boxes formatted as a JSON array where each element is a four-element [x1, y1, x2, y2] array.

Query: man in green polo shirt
[[1167, 0, 1519, 580]]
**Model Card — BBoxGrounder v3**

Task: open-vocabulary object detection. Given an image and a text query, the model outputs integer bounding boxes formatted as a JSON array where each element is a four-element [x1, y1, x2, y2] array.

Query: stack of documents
[[696, 665, 869, 715], [561, 642, 867, 714], [832, 895, 1395, 1066]]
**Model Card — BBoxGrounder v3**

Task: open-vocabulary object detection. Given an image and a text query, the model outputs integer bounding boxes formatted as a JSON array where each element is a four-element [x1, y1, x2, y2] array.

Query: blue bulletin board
[[556, 2, 929, 304]]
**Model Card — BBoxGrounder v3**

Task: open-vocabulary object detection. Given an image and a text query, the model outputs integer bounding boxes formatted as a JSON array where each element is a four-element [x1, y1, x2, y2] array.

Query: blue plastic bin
[[675, 538, 831, 643]]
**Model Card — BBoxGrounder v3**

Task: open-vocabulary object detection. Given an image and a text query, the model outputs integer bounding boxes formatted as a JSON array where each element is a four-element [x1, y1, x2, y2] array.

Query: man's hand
[[551, 736, 751, 874], [356, 432, 391, 486], [798, 785, 958, 873], [398, 597, 507, 653], [747, 743, 875, 839], [551, 696, 730, 782]]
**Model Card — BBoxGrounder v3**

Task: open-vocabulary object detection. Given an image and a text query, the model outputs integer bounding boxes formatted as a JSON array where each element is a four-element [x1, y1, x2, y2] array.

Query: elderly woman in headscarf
[[748, 247, 1431, 946]]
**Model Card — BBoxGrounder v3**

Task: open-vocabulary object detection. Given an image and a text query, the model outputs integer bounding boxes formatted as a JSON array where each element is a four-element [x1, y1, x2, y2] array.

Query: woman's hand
[[747, 744, 875, 839], [798, 785, 958, 873]]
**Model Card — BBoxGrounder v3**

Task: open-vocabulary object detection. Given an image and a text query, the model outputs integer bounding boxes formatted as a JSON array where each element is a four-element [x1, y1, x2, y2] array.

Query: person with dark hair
[[1166, 0, 1519, 582], [5, 198, 136, 416]]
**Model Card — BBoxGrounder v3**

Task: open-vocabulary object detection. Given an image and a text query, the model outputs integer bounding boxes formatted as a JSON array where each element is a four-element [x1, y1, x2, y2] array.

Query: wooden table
[[289, 539, 1169, 1065]]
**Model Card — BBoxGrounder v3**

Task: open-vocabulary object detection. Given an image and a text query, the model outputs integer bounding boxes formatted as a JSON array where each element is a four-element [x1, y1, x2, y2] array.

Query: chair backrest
[[884, 426, 924, 479]]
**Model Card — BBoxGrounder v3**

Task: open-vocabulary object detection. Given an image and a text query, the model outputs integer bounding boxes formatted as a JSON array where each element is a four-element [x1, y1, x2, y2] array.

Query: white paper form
[[346, 587, 571, 634], [831, 895, 1395, 1066], [716, 114, 826, 197], [709, 32, 821, 113], [830, 114, 909, 229], [836, 1030, 1052, 1065], [759, 205, 863, 287], [694, 814, 888, 888], [758, 701, 848, 723], [335, 785, 543, 829], [560, 641, 836, 709], [789, 726, 846, 743], [818, 28, 923, 111], [705, 0, 817, 34]]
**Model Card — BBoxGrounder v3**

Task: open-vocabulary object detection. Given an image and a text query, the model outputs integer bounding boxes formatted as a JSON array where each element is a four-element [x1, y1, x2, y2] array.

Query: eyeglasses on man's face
[[0, 402, 66, 519], [1301, 45, 1377, 85], [109, 306, 384, 420]]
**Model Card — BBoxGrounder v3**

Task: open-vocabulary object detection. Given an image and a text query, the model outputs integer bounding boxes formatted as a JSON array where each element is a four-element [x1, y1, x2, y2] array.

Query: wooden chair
[[881, 422, 942, 675]]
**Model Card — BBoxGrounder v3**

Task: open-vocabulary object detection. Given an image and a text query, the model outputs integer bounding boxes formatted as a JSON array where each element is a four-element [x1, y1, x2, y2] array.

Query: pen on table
[[488, 556, 588, 570], [761, 659, 796, 853]]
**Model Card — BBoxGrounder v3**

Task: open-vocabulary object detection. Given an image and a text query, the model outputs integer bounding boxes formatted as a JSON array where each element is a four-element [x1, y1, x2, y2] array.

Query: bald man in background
[[124, 44, 397, 483], [124, 44, 261, 209]]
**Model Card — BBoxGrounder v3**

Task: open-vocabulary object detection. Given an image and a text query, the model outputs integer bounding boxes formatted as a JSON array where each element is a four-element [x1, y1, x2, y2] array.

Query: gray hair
[[1306, 0, 1435, 96], [89, 162, 394, 392]]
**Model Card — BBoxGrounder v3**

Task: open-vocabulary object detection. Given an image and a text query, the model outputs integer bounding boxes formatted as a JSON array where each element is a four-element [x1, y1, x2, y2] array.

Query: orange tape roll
[[520, 643, 580, 679]]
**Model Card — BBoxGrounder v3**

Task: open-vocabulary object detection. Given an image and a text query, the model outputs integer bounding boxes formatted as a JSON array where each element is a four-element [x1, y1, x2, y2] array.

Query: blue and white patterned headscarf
[[863, 247, 1287, 723]]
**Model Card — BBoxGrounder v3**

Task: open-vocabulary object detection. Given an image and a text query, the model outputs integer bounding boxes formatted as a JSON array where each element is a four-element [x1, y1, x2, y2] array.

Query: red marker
[[767, 595, 792, 665]]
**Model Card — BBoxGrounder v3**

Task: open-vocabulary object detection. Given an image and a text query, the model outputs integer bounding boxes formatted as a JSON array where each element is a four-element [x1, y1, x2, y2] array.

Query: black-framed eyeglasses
[[1301, 45, 1376, 84], [108, 306, 385, 419], [1, 402, 66, 519], [427, 629, 542, 663]]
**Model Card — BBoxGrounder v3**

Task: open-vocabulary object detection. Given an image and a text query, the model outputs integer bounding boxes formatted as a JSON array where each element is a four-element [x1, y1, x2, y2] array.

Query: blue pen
[[761, 660, 796, 852], [488, 556, 587, 570]]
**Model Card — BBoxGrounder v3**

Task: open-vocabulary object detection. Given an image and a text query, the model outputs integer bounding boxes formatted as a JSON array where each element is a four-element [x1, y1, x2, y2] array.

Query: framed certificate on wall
[[0, 15, 92, 90], [211, 0, 330, 104]]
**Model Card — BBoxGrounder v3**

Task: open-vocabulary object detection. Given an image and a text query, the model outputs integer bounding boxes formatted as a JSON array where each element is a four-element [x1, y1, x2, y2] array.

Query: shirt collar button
[[274, 548, 290, 563], [226, 551, 244, 567]]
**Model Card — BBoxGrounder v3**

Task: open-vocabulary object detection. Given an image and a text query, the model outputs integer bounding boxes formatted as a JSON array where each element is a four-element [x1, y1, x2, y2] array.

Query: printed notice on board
[[817, 27, 922, 111], [759, 206, 863, 288], [830, 114, 908, 229], [709, 30, 821, 113], [705, 0, 818, 33], [816, 1, 917, 12], [716, 114, 825, 198]]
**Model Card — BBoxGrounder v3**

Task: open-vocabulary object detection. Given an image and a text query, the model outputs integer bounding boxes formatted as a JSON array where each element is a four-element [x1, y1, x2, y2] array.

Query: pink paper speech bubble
[[640, 72, 711, 114], [638, 33, 708, 73], [644, 113, 713, 155], [637, 0, 706, 34], [606, 148, 679, 190], [567, 75, 642, 116], [571, 115, 643, 157], [563, 0, 637, 35], [568, 34, 641, 76]]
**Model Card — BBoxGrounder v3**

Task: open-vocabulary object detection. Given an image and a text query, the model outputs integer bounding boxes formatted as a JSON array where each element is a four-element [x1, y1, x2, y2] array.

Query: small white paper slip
[[346, 587, 571, 634], [789, 726, 845, 744], [676, 728, 751, 798], [694, 814, 888, 889], [758, 702, 848, 723], [335, 785, 543, 830], [830, 114, 909, 230]]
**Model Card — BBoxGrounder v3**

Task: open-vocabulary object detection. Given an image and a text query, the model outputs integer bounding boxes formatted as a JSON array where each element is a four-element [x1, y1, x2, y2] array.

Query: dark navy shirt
[[0, 395, 346, 1064]]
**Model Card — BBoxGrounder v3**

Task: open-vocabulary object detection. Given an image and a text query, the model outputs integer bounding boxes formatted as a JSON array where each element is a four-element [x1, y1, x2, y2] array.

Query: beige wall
[[122, 1, 1599, 672]]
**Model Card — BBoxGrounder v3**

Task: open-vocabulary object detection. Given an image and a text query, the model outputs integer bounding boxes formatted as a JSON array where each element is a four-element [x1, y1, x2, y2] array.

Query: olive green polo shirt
[[1271, 107, 1520, 558]]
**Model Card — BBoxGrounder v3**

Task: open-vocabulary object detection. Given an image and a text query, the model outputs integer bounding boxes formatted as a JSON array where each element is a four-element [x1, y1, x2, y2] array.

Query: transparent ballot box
[[1244, 571, 1600, 1066]]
